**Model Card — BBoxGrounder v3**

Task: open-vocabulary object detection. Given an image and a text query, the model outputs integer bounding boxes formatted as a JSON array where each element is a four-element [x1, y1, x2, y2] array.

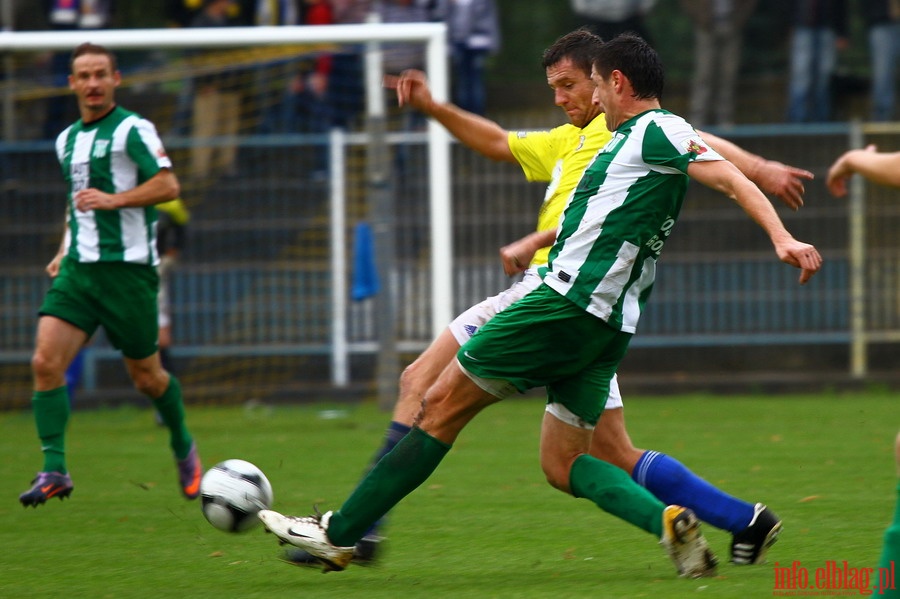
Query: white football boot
[[259, 509, 354, 572]]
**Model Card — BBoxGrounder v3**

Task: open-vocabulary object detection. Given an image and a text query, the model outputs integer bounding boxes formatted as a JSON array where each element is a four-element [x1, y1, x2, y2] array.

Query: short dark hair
[[70, 42, 118, 73], [593, 34, 664, 101], [541, 28, 603, 78]]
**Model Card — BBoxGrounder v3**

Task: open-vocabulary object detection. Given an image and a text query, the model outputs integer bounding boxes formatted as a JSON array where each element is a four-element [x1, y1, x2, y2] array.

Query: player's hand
[[74, 188, 118, 212], [45, 253, 63, 278], [384, 69, 432, 111], [755, 160, 814, 210], [499, 239, 536, 276], [776, 240, 823, 285], [826, 145, 877, 198]]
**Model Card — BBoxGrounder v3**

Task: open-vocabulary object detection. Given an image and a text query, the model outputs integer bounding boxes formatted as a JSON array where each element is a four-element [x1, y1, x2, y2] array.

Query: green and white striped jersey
[[545, 109, 723, 333], [55, 105, 173, 265]]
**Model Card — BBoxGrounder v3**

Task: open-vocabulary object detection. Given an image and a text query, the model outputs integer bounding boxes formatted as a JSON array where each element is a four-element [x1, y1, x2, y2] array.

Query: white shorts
[[449, 268, 623, 415]]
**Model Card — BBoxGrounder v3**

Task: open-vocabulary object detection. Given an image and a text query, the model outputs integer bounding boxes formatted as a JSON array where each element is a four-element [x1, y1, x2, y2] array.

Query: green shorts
[[39, 258, 160, 360], [457, 284, 632, 426]]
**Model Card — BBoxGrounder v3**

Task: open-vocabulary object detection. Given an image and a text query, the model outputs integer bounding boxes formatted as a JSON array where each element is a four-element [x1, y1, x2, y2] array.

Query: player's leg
[[104, 263, 200, 499], [261, 360, 500, 571], [282, 328, 461, 564], [541, 336, 717, 578], [542, 407, 665, 534], [286, 275, 543, 563], [373, 272, 543, 463], [21, 258, 99, 506], [878, 431, 900, 597], [20, 315, 87, 506], [590, 378, 780, 564]]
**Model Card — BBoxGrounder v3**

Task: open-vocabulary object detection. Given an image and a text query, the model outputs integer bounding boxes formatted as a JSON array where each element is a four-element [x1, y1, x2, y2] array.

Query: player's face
[[69, 53, 120, 120], [546, 57, 601, 129], [591, 66, 616, 131]]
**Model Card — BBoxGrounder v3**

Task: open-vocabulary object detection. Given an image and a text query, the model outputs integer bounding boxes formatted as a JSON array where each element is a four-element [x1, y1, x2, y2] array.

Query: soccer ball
[[200, 459, 273, 533]]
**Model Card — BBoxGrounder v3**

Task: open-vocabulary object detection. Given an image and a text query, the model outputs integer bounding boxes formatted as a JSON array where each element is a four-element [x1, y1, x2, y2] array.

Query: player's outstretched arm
[[688, 160, 822, 285], [827, 145, 900, 197], [700, 130, 813, 211], [385, 69, 514, 163]]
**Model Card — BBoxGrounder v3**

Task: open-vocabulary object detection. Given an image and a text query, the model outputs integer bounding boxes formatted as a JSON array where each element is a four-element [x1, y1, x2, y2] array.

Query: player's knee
[[541, 455, 575, 494], [132, 370, 167, 397], [31, 349, 65, 382], [399, 358, 432, 399]]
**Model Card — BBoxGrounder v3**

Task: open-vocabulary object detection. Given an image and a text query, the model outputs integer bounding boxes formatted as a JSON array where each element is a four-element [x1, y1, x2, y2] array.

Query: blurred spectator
[[285, 0, 336, 133], [165, 0, 204, 27], [327, 0, 373, 128], [378, 0, 433, 75], [786, 0, 849, 123], [332, 0, 373, 25], [568, 0, 656, 44], [436, 0, 501, 116], [256, 0, 300, 25], [43, 0, 114, 139], [864, 0, 900, 122], [680, 0, 758, 128], [190, 0, 241, 178], [255, 0, 303, 134]]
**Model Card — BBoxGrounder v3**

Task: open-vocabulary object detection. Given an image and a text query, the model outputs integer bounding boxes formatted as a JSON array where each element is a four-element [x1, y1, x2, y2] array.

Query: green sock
[[569, 454, 665, 537], [151, 376, 193, 459], [878, 481, 900, 598], [33, 386, 70, 474], [327, 427, 451, 547]]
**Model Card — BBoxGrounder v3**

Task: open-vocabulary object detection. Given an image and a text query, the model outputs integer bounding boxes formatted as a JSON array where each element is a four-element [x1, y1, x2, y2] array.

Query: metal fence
[[2, 121, 899, 407]]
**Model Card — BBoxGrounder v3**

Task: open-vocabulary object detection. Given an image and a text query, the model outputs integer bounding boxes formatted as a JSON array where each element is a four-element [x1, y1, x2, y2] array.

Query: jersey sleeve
[[507, 129, 557, 182], [126, 118, 174, 182], [642, 113, 724, 175]]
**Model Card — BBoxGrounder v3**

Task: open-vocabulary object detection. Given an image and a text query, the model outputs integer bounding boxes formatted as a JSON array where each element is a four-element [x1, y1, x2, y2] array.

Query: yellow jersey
[[507, 116, 612, 266]]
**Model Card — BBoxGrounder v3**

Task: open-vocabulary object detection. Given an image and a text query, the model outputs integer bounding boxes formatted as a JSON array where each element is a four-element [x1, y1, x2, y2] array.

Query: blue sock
[[369, 421, 413, 469], [632, 450, 755, 534], [361, 421, 412, 537]]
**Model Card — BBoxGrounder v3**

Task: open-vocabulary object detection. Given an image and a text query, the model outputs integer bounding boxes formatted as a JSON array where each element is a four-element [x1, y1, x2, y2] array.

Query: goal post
[[0, 23, 453, 402]]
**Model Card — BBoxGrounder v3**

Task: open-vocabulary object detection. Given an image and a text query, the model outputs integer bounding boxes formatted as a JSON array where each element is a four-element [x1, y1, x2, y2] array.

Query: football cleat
[[660, 505, 718, 578], [260, 508, 354, 572], [283, 533, 383, 567], [19, 471, 74, 507], [176, 442, 202, 500], [731, 503, 782, 565]]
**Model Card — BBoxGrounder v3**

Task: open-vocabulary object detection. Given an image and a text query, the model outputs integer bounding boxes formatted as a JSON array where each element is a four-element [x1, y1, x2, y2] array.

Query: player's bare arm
[[699, 130, 813, 211], [385, 69, 514, 162], [74, 168, 179, 212], [827, 145, 900, 197], [499, 229, 556, 275], [688, 159, 822, 285]]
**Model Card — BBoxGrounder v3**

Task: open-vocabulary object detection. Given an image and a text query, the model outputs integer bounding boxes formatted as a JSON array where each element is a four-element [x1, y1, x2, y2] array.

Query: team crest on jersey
[[91, 139, 110, 159], [575, 135, 585, 151], [682, 138, 709, 155], [601, 132, 625, 153]]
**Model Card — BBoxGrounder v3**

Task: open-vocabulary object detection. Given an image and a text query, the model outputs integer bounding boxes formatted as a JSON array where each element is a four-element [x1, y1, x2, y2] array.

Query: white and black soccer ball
[[200, 459, 273, 533]]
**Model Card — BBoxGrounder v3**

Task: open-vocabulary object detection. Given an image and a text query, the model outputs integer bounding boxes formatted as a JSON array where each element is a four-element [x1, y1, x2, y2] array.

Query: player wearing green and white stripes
[[260, 34, 822, 577], [19, 43, 202, 508]]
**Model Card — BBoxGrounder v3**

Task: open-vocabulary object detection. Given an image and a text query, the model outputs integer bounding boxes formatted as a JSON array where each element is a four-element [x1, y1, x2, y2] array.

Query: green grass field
[[0, 392, 896, 598]]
